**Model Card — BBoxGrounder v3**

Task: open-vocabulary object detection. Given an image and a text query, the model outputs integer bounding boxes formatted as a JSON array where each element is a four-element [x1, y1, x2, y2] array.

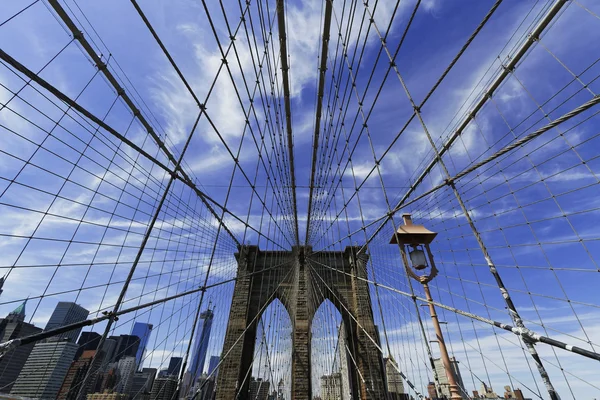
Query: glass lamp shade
[[409, 247, 427, 270]]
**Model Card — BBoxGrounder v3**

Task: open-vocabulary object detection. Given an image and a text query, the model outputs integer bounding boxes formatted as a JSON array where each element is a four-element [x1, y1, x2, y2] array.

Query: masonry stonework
[[216, 246, 387, 400]]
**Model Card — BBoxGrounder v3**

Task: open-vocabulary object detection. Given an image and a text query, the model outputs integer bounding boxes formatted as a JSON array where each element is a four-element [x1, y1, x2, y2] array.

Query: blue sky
[[1, 0, 600, 398]]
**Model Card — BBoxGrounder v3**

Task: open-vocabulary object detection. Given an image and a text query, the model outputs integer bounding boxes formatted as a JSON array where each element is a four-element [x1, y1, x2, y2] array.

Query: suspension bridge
[[0, 0, 599, 399]]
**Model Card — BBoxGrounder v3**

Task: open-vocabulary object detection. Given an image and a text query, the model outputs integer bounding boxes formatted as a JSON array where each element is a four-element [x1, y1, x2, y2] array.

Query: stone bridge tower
[[215, 245, 387, 400]]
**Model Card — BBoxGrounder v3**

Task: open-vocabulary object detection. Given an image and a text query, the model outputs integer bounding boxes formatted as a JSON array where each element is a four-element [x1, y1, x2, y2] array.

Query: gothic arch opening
[[249, 298, 292, 400], [311, 299, 353, 400]]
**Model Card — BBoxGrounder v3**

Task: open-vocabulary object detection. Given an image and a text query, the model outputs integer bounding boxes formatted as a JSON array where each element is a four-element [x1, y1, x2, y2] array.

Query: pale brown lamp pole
[[390, 213, 462, 400]]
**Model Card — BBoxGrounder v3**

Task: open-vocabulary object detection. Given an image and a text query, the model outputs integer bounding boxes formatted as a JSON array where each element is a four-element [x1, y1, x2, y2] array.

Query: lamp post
[[390, 213, 462, 400]]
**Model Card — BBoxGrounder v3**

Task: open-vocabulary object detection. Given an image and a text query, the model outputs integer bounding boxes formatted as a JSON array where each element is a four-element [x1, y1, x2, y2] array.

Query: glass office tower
[[131, 322, 153, 369], [188, 307, 214, 384]]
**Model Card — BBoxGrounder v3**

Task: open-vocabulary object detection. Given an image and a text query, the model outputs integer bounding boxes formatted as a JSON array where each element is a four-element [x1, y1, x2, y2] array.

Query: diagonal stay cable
[[189, 258, 296, 399], [0, 48, 289, 249], [305, 0, 333, 244], [312, 91, 600, 261], [275, 0, 300, 245], [307, 258, 427, 398], [359, 0, 569, 252], [307, 256, 600, 362], [47, 0, 290, 250], [130, 0, 296, 247], [0, 255, 294, 355], [202, 0, 298, 245], [309, 0, 503, 247], [383, 94, 600, 221]]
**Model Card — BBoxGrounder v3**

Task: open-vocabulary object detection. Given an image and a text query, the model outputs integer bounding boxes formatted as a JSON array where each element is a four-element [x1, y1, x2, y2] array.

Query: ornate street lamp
[[390, 213, 462, 400]]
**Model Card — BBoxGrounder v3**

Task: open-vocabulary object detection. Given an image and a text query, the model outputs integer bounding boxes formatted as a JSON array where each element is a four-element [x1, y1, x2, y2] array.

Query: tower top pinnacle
[[8, 298, 27, 322]]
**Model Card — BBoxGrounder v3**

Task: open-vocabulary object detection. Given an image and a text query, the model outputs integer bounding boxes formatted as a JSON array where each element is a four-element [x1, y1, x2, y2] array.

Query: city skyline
[[0, 299, 208, 399], [0, 296, 582, 400], [0, 299, 227, 400]]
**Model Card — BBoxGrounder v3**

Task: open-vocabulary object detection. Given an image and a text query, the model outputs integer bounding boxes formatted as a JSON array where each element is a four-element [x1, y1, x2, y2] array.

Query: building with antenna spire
[[187, 302, 215, 393]]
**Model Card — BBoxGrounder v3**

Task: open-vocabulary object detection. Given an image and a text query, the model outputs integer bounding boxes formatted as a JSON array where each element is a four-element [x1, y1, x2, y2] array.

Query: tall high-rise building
[[83, 337, 118, 395], [128, 367, 157, 399], [207, 355, 219, 378], [196, 373, 216, 400], [166, 357, 182, 377], [10, 340, 79, 399], [433, 357, 466, 399], [335, 322, 351, 400], [150, 377, 178, 400], [98, 366, 118, 393], [0, 300, 43, 393], [100, 338, 117, 368], [384, 356, 406, 400], [57, 349, 104, 400], [277, 379, 285, 400], [180, 371, 192, 395], [188, 307, 214, 383], [115, 356, 137, 394], [131, 322, 153, 369], [75, 331, 101, 360], [109, 334, 141, 363], [320, 373, 342, 400], [249, 378, 270, 400], [44, 302, 89, 342], [10, 302, 88, 399]]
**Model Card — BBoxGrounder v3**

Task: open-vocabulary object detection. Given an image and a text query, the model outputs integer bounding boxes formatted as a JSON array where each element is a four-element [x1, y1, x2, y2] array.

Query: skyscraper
[[335, 322, 351, 400], [100, 337, 117, 367], [249, 377, 270, 400], [207, 355, 219, 378], [44, 302, 89, 342], [150, 376, 178, 400], [0, 300, 43, 393], [434, 357, 466, 399], [75, 331, 101, 360], [71, 337, 118, 398], [166, 357, 182, 377], [98, 366, 118, 393], [115, 356, 137, 394], [128, 367, 157, 399], [197, 373, 216, 400], [57, 349, 104, 400], [384, 357, 407, 400], [109, 334, 141, 363], [10, 301, 89, 399], [10, 340, 79, 399], [131, 322, 153, 369], [320, 373, 342, 400], [188, 307, 214, 384]]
